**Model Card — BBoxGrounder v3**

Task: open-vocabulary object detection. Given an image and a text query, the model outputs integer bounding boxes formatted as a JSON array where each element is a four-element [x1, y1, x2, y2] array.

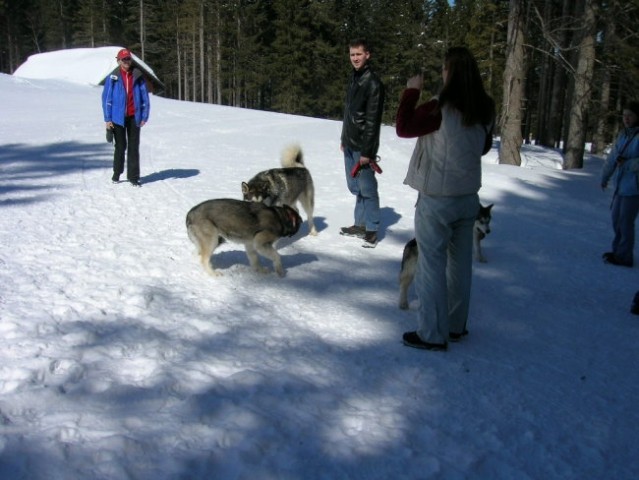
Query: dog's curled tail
[[280, 143, 304, 168]]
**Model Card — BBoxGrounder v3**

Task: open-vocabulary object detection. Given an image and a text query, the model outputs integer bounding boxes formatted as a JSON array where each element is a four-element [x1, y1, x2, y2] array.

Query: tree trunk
[[592, 16, 615, 156], [199, 1, 205, 103], [207, 37, 213, 104], [544, 0, 572, 149], [215, 7, 222, 105], [593, 67, 612, 155], [499, 0, 526, 166], [535, 0, 553, 145], [139, 0, 145, 60], [176, 17, 182, 101], [564, 0, 596, 169], [192, 25, 196, 102]]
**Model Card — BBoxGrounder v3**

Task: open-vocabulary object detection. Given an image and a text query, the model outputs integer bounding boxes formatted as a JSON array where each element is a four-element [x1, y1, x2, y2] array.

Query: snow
[[13, 47, 158, 86], [1, 52, 638, 480]]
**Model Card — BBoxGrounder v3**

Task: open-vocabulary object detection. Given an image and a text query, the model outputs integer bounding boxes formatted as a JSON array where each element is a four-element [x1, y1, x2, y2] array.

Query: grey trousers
[[414, 193, 479, 344], [610, 194, 639, 265]]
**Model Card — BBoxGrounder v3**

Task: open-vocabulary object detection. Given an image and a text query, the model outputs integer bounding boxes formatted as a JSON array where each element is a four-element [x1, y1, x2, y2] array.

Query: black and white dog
[[241, 144, 317, 235]]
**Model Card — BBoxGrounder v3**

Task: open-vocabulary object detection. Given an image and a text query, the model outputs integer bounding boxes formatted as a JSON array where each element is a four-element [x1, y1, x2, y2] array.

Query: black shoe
[[604, 254, 632, 267], [449, 329, 469, 342], [362, 231, 378, 248], [111, 174, 120, 183], [631, 291, 639, 315], [402, 331, 447, 351], [129, 180, 141, 187], [340, 225, 366, 238]]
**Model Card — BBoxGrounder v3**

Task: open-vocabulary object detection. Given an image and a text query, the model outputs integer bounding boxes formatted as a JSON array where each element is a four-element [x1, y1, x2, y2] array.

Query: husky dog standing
[[242, 144, 317, 235], [398, 203, 493, 309], [186, 199, 302, 277]]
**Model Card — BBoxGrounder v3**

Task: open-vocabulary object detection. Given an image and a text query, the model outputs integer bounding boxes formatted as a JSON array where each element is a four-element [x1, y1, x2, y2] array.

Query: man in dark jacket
[[339, 38, 385, 248]]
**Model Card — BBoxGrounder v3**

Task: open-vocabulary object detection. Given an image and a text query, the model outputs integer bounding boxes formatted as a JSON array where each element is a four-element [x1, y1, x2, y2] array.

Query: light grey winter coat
[[403, 104, 491, 196]]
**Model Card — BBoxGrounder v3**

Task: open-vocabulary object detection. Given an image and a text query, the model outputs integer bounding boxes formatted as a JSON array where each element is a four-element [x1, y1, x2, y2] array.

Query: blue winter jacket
[[601, 126, 639, 196], [102, 67, 150, 127]]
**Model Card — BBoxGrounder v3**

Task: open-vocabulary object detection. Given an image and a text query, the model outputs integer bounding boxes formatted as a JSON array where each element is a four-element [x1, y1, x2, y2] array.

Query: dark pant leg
[[614, 195, 639, 264], [113, 124, 127, 175], [125, 116, 141, 181]]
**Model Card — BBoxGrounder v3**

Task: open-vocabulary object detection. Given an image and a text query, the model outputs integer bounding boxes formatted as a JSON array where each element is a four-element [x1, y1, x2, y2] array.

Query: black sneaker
[[604, 254, 632, 267], [631, 291, 639, 315], [129, 180, 141, 187], [402, 332, 447, 351], [362, 231, 378, 248], [340, 225, 365, 238], [111, 174, 120, 183], [449, 329, 469, 342]]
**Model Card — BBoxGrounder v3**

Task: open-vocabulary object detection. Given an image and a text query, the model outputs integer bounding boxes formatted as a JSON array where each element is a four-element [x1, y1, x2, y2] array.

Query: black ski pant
[[113, 116, 141, 182]]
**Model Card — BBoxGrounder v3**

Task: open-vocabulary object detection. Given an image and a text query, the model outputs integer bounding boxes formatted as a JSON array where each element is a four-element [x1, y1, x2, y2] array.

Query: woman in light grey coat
[[600, 101, 639, 267], [396, 47, 495, 351]]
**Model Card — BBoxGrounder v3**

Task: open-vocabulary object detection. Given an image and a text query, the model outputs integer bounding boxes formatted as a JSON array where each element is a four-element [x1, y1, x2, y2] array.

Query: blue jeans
[[343, 148, 380, 232], [414, 194, 479, 344], [610, 194, 639, 264]]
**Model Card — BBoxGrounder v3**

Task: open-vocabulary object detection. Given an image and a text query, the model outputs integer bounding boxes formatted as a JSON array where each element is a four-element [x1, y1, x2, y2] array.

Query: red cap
[[116, 48, 132, 60]]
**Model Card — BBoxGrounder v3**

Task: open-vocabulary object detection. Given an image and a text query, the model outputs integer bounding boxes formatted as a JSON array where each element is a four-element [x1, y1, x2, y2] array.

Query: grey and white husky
[[186, 198, 302, 277], [398, 203, 493, 309], [242, 144, 317, 235]]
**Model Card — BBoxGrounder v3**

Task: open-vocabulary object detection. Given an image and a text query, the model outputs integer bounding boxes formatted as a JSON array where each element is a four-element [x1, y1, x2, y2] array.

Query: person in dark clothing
[[102, 48, 150, 187], [339, 38, 385, 248]]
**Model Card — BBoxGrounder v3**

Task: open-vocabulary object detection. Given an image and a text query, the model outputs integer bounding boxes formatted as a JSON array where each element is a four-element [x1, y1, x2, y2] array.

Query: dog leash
[[351, 155, 383, 177]]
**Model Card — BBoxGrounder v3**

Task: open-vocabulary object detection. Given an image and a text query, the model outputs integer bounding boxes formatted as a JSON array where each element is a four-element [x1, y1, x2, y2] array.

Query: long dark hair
[[438, 47, 495, 127]]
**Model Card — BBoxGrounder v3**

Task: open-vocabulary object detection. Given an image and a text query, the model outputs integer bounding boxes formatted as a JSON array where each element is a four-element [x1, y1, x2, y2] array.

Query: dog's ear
[[486, 204, 494, 211], [241, 182, 249, 194]]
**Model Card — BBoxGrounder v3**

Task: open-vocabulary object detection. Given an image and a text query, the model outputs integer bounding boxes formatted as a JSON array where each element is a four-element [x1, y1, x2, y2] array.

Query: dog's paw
[[399, 301, 409, 310]]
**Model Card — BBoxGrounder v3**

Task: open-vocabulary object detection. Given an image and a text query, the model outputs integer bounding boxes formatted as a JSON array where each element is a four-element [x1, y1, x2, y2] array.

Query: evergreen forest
[[1, 0, 638, 167]]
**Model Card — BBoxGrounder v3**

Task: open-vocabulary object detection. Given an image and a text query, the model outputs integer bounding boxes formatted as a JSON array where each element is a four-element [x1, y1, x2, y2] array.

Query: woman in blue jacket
[[601, 101, 639, 267], [102, 48, 150, 187]]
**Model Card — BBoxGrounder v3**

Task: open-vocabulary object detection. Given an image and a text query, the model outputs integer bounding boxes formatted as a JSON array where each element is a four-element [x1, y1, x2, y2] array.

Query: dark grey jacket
[[340, 65, 385, 159]]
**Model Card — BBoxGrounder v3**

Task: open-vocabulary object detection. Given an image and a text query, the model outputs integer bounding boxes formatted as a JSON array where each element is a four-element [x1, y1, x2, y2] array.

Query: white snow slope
[[0, 70, 638, 480]]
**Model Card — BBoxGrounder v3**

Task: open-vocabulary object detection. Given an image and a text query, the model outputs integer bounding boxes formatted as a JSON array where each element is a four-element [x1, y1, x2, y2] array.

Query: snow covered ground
[[1, 65, 638, 479]]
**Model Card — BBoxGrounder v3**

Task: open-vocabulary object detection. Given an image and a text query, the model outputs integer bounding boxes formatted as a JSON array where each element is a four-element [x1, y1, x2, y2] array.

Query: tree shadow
[[0, 141, 111, 206], [141, 168, 200, 185]]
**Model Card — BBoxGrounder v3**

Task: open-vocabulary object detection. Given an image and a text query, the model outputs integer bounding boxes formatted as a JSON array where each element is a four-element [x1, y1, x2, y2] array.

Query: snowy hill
[[13, 47, 162, 89], [0, 70, 638, 479]]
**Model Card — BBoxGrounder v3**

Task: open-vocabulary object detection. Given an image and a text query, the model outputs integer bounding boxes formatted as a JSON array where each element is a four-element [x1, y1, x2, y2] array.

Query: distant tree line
[[1, 0, 638, 168]]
